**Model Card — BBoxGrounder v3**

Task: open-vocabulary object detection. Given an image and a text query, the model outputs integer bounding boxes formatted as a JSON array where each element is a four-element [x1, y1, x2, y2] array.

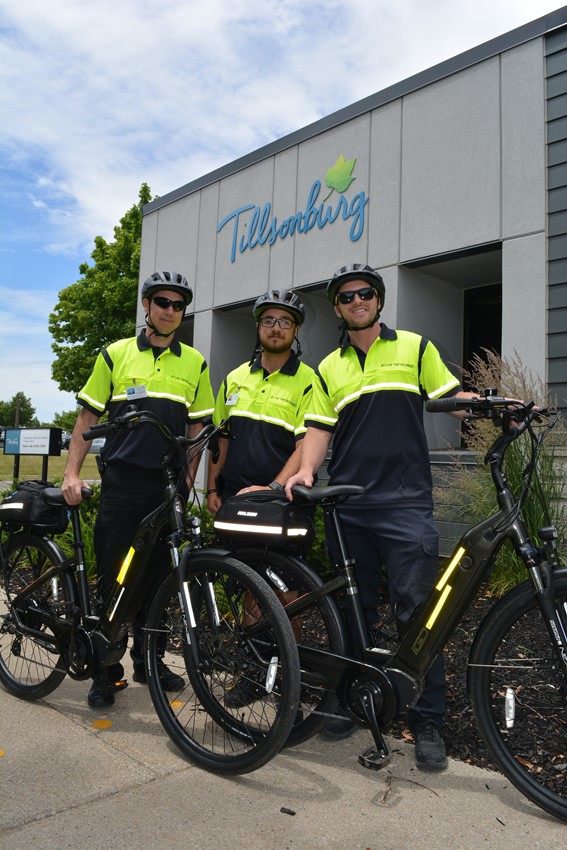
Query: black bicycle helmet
[[326, 263, 385, 307], [253, 289, 305, 326], [141, 271, 193, 305]]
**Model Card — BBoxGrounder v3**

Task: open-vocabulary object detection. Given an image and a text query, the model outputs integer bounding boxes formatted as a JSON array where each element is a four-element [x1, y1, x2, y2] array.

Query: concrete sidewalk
[[1, 660, 565, 850]]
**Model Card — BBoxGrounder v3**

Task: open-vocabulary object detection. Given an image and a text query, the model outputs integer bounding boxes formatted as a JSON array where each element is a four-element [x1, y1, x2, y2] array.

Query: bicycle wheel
[[468, 573, 567, 822], [144, 553, 301, 774], [0, 531, 72, 699], [235, 547, 347, 746]]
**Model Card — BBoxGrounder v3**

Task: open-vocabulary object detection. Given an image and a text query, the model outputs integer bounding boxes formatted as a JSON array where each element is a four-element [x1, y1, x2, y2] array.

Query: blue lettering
[[348, 192, 369, 242], [258, 203, 273, 246], [217, 179, 369, 262], [217, 204, 255, 262]]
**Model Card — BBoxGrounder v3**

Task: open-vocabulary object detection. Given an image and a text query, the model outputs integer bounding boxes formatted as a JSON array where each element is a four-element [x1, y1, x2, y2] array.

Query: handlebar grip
[[81, 486, 95, 499], [82, 422, 113, 441], [425, 397, 468, 413]]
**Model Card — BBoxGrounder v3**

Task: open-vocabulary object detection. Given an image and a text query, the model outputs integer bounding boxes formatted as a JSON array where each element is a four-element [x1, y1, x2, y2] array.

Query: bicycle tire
[[235, 547, 347, 746], [144, 553, 301, 774], [0, 532, 72, 699], [468, 572, 567, 822]]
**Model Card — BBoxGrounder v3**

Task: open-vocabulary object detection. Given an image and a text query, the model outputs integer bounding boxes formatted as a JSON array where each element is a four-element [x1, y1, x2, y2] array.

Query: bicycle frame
[[283, 407, 567, 728], [1, 414, 220, 680]]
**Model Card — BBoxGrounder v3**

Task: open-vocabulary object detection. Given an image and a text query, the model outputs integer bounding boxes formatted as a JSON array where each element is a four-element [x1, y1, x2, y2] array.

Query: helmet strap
[[144, 308, 175, 340]]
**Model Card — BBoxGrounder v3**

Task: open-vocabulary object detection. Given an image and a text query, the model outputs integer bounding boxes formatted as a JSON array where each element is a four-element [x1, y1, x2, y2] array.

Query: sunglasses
[[258, 316, 295, 329], [336, 286, 377, 305], [152, 296, 186, 312]]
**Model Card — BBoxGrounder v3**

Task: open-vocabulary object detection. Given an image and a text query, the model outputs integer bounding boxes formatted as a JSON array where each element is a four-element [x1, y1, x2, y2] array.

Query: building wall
[[547, 26, 567, 410], [139, 14, 567, 443]]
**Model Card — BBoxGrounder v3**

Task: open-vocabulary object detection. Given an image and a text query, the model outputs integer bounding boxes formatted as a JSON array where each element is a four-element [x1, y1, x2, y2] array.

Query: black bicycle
[[214, 393, 567, 822], [0, 408, 301, 774]]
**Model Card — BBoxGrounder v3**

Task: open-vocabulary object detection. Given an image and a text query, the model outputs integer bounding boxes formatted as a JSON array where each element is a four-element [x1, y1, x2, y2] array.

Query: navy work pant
[[93, 463, 172, 681], [326, 503, 446, 730]]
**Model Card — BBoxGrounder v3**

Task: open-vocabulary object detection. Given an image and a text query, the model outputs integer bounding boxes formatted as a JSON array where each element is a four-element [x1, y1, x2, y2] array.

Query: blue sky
[[0, 0, 564, 422]]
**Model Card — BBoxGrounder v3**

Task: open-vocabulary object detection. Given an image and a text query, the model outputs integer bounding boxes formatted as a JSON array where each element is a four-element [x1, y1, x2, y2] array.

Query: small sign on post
[[3, 428, 62, 480]]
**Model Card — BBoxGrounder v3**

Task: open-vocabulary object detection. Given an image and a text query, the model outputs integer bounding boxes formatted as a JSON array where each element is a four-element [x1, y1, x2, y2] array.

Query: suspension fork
[[520, 547, 567, 674]]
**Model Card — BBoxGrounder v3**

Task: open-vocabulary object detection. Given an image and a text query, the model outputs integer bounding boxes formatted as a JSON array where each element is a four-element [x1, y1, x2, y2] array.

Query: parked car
[[88, 437, 106, 454], [0, 428, 5, 449], [61, 431, 72, 450]]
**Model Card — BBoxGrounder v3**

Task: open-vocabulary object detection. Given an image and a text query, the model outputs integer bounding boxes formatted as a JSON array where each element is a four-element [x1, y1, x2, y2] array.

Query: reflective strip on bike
[[108, 586, 125, 622], [116, 547, 135, 585], [436, 546, 465, 591]]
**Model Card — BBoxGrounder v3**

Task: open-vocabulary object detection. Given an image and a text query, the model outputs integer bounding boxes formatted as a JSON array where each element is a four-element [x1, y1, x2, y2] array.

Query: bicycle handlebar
[[425, 394, 548, 424], [82, 407, 223, 450]]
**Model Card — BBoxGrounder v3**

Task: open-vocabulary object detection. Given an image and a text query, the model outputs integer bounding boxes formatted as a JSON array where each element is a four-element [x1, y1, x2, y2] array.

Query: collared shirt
[[213, 351, 315, 496], [77, 331, 214, 470], [305, 324, 461, 507]]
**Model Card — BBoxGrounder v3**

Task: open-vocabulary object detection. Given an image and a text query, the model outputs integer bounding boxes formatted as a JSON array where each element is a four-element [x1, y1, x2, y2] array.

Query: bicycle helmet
[[141, 271, 193, 305], [253, 289, 305, 326], [326, 263, 385, 308]]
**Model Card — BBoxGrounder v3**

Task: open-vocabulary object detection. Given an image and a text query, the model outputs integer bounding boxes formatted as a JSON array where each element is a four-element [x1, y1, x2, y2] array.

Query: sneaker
[[224, 678, 260, 708], [413, 721, 448, 771], [133, 661, 184, 691], [320, 713, 356, 740], [88, 678, 128, 708]]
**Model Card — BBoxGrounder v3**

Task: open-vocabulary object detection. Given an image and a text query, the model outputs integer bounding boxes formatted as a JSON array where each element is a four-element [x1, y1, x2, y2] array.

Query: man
[[206, 288, 314, 511], [285, 263, 476, 771], [62, 270, 214, 708]]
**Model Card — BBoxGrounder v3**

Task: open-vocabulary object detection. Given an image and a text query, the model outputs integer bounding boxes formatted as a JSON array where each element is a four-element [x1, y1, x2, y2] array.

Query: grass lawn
[[0, 452, 101, 486]]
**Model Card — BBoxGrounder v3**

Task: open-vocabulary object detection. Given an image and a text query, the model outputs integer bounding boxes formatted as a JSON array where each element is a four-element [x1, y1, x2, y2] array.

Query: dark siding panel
[[549, 161, 567, 188], [547, 28, 567, 417], [546, 27, 567, 55], [549, 234, 567, 260], [549, 258, 567, 284], [546, 48, 567, 77], [549, 282, 567, 307], [549, 359, 567, 382], [548, 92, 567, 121], [547, 70, 567, 98], [548, 138, 567, 166], [548, 115, 567, 143], [548, 210, 567, 235], [549, 306, 567, 332]]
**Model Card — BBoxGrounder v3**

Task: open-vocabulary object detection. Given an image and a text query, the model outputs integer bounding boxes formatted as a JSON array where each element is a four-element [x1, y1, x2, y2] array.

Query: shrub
[[435, 350, 566, 594]]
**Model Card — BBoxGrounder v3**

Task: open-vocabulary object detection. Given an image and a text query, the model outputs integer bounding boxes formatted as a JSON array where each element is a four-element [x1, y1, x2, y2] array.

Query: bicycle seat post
[[323, 501, 371, 652]]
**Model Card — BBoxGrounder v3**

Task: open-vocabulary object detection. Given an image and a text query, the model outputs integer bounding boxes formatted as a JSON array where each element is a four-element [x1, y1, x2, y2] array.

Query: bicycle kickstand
[[355, 682, 391, 771]]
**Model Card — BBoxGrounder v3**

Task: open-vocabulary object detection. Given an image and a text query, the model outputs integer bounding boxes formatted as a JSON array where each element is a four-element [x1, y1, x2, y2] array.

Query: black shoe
[[224, 678, 260, 708], [88, 678, 128, 709], [413, 721, 448, 771], [133, 661, 184, 691], [320, 713, 356, 740]]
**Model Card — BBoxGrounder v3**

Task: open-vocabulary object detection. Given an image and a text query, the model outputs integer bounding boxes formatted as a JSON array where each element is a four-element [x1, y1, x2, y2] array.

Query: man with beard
[[207, 289, 314, 510]]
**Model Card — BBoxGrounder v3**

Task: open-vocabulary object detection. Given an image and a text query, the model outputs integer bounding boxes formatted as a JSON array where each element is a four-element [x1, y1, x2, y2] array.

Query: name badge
[[126, 384, 148, 400], [226, 393, 239, 406]]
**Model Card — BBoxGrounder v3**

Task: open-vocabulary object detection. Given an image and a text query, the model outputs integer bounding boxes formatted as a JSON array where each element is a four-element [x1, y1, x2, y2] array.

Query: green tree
[[49, 183, 154, 394], [52, 409, 80, 431], [0, 392, 39, 427]]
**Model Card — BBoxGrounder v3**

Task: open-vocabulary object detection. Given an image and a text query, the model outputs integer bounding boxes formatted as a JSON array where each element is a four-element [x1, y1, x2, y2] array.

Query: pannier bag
[[0, 479, 69, 534], [214, 491, 314, 551]]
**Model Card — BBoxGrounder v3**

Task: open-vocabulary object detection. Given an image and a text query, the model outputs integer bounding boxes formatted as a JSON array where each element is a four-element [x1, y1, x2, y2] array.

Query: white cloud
[[0, 0, 563, 420]]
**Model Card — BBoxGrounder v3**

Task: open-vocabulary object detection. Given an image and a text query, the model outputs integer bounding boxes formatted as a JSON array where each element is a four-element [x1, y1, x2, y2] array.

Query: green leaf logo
[[325, 155, 357, 195]]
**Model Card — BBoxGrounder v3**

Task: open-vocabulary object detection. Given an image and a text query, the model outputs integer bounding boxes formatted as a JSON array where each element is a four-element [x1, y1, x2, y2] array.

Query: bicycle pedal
[[358, 745, 391, 771]]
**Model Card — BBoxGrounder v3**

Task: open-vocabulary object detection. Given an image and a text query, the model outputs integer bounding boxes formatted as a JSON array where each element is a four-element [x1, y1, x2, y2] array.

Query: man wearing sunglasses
[[207, 289, 314, 515], [286, 262, 476, 771], [62, 270, 214, 709]]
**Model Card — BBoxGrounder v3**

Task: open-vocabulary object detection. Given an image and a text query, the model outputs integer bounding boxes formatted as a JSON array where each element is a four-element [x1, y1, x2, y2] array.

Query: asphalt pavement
[[1, 654, 565, 850]]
